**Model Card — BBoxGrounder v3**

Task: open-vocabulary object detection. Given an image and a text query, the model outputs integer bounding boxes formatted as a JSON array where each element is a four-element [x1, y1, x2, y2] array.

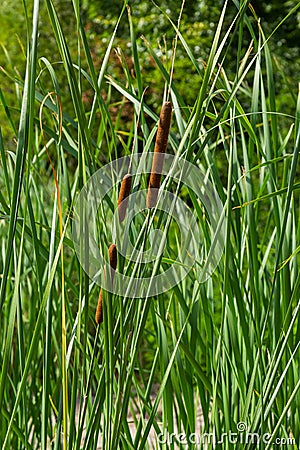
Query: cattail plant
[[146, 101, 172, 208], [118, 173, 132, 222], [95, 244, 118, 325]]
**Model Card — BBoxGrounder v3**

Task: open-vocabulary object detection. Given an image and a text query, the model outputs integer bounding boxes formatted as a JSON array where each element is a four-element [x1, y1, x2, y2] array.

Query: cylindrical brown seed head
[[96, 244, 117, 324], [146, 153, 164, 208], [147, 102, 172, 208], [108, 243, 117, 286], [153, 101, 172, 155], [95, 288, 103, 325], [118, 173, 132, 222], [108, 244, 117, 270]]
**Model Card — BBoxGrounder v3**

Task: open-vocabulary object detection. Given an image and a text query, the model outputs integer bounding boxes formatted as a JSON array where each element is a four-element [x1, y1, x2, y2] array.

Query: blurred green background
[[1, 0, 300, 149]]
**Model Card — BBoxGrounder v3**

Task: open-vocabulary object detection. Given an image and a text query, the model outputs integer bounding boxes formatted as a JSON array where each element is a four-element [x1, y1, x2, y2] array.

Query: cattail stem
[[147, 101, 172, 208], [95, 244, 118, 325], [118, 173, 132, 222]]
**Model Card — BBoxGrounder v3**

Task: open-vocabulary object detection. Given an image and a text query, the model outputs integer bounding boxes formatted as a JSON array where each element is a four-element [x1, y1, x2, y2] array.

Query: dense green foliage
[[1, 0, 300, 139]]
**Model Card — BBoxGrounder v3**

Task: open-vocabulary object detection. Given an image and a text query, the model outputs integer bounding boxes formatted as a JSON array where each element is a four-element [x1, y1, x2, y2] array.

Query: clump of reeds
[[118, 173, 132, 222], [146, 101, 172, 208], [95, 244, 118, 325]]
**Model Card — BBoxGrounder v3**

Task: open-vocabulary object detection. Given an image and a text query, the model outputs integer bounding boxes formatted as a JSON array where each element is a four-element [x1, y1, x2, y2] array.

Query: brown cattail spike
[[95, 244, 117, 325], [147, 101, 172, 208], [95, 288, 103, 325], [118, 173, 132, 222], [108, 244, 117, 271], [108, 243, 117, 286]]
